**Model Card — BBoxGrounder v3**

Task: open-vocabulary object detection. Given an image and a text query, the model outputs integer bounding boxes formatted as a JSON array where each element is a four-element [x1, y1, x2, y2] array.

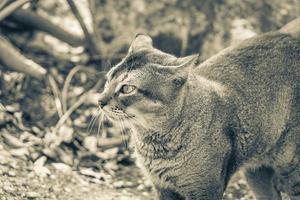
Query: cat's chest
[[139, 154, 185, 188], [137, 143, 197, 189]]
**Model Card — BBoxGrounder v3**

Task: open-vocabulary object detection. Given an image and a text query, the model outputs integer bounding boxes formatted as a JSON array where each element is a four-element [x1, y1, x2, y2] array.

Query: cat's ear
[[128, 33, 153, 53], [174, 54, 199, 71]]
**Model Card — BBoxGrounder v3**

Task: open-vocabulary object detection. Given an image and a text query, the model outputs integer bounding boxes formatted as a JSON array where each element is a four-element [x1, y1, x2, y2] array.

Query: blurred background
[[0, 0, 299, 199]]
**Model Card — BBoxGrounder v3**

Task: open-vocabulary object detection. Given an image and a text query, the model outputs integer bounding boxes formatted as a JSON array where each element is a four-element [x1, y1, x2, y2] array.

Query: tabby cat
[[98, 18, 300, 200]]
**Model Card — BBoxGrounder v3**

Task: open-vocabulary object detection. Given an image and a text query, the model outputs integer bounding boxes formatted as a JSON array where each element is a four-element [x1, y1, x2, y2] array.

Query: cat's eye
[[120, 85, 136, 94]]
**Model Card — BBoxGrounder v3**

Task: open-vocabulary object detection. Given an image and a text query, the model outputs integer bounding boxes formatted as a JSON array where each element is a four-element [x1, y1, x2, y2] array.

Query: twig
[[0, 0, 30, 22], [66, 0, 101, 57], [48, 75, 63, 118], [0, 0, 12, 10], [98, 136, 129, 149], [54, 90, 88, 132], [0, 34, 47, 79], [62, 65, 86, 114], [54, 79, 103, 133], [61, 66, 96, 113], [9, 9, 85, 47]]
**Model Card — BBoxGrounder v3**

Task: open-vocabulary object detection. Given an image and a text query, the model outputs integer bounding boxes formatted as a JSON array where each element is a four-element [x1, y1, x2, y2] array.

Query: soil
[[0, 147, 258, 200]]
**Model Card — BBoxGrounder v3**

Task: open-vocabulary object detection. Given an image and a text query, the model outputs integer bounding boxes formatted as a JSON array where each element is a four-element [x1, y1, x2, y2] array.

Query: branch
[[66, 0, 101, 57], [8, 9, 85, 47], [0, 0, 13, 10], [0, 0, 30, 22], [61, 65, 88, 114], [0, 35, 46, 79], [98, 136, 129, 149], [53, 79, 103, 133], [48, 75, 63, 118]]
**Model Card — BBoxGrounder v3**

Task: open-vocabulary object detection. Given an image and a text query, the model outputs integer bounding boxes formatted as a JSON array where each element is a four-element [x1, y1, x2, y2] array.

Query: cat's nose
[[98, 94, 108, 108], [98, 99, 107, 108]]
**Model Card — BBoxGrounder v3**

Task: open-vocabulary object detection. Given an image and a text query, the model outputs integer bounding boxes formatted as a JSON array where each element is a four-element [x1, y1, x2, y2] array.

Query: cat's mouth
[[102, 108, 134, 121]]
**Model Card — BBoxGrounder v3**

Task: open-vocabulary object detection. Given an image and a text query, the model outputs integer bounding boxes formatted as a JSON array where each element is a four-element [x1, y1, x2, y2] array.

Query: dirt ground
[[0, 150, 153, 200], [0, 144, 258, 200]]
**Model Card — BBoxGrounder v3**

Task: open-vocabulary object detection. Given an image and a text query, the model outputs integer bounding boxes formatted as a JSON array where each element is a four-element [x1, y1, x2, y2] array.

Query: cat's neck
[[131, 119, 191, 159]]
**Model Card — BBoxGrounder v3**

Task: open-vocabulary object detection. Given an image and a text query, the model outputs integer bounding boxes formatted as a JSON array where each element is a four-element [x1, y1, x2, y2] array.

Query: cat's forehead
[[106, 49, 177, 82]]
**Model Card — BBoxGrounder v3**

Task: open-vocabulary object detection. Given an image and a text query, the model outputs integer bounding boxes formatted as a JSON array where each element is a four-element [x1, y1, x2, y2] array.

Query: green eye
[[120, 85, 136, 94]]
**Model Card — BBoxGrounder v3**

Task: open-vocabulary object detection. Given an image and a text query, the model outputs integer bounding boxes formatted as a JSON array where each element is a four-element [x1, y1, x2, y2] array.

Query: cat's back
[[194, 31, 300, 158], [196, 32, 300, 86]]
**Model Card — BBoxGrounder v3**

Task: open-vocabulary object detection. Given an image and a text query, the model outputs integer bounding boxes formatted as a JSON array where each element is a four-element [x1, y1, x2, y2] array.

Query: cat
[[98, 17, 300, 200]]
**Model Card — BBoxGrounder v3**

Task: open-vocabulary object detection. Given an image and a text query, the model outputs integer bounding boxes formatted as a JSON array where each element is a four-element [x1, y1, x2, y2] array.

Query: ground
[[0, 142, 259, 200]]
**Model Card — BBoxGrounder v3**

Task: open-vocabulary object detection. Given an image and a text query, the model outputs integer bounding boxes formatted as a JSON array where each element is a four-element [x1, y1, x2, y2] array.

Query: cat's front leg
[[155, 187, 184, 200], [183, 184, 224, 200]]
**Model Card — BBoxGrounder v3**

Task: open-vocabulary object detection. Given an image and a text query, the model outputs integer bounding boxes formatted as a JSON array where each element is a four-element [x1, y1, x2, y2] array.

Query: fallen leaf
[[2, 131, 24, 148], [10, 148, 29, 158]]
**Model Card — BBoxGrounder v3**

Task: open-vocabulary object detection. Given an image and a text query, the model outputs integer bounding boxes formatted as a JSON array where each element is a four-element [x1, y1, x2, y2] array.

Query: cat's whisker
[[97, 111, 104, 140], [116, 116, 127, 149], [118, 117, 127, 149], [101, 113, 106, 138], [120, 117, 129, 149], [87, 107, 101, 135]]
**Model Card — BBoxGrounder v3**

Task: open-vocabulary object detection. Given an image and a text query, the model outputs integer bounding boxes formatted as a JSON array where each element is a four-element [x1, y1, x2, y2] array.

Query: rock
[[0, 166, 8, 175], [104, 160, 118, 171], [51, 163, 72, 174], [57, 148, 74, 166], [8, 161, 18, 169], [34, 156, 47, 167], [50, 174, 56, 180], [10, 148, 29, 158], [58, 125, 74, 143], [64, 187, 71, 193], [104, 147, 119, 159], [113, 181, 125, 189], [0, 154, 10, 164], [142, 192, 149, 196], [7, 171, 16, 177], [33, 165, 51, 177], [26, 191, 40, 199], [30, 152, 41, 161], [3, 184, 15, 193], [79, 168, 106, 180], [82, 186, 90, 193], [73, 116, 86, 127], [89, 178, 103, 184], [137, 184, 145, 191], [94, 151, 109, 160], [42, 147, 57, 159], [83, 136, 98, 153], [143, 179, 153, 189], [33, 159, 51, 178]]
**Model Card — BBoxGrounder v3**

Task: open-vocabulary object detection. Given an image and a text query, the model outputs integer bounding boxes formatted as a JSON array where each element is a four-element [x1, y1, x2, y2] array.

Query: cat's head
[[98, 34, 198, 131]]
